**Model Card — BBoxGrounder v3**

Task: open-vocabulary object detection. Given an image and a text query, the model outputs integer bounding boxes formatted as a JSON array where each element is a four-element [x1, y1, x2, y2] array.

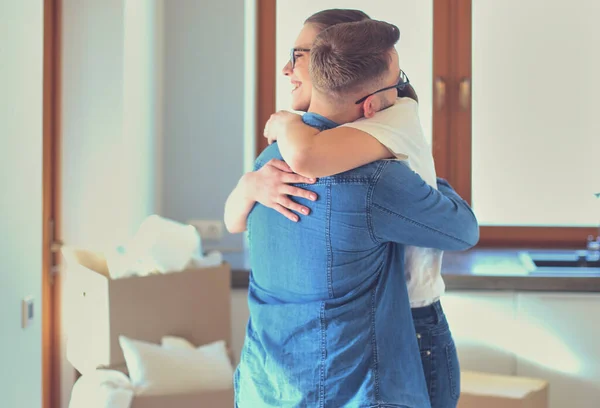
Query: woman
[[225, 9, 461, 408]]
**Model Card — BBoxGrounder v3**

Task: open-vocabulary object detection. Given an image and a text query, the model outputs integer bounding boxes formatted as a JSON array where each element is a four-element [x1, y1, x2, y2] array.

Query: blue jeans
[[412, 300, 460, 408]]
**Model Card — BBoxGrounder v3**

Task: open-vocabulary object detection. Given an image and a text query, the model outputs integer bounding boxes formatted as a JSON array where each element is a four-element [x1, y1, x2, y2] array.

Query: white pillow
[[161, 336, 195, 350], [119, 336, 233, 396]]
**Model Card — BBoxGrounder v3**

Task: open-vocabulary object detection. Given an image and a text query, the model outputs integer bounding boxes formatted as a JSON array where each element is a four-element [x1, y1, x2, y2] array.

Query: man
[[232, 20, 479, 407]]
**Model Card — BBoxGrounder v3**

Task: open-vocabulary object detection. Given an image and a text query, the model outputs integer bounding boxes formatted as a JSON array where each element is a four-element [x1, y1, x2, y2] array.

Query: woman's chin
[[290, 99, 310, 112]]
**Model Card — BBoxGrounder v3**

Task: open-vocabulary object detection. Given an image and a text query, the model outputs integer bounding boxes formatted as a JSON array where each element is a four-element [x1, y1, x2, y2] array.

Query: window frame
[[433, 0, 596, 248]]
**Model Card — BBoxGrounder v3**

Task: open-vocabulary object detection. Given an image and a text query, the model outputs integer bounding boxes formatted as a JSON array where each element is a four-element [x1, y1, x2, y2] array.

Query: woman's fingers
[[273, 203, 299, 222], [283, 185, 317, 202], [281, 172, 316, 185], [277, 196, 311, 216]]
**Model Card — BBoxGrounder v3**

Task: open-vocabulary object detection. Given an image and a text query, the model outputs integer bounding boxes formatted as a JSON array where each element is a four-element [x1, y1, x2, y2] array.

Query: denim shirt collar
[[302, 112, 340, 131]]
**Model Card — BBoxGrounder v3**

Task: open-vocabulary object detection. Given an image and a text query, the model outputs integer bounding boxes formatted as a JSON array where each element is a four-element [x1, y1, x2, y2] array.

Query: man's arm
[[265, 112, 392, 178], [223, 159, 318, 233], [370, 162, 479, 250]]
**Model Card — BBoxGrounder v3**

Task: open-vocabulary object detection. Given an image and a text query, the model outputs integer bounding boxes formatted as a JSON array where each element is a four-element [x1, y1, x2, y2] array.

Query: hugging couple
[[224, 8, 479, 408]]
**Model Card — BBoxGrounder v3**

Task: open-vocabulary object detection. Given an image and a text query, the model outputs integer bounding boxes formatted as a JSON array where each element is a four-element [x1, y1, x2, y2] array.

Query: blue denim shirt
[[235, 113, 479, 408]]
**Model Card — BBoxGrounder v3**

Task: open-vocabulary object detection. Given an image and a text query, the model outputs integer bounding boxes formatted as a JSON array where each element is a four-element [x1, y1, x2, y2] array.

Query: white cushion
[[119, 336, 233, 396], [161, 336, 196, 350]]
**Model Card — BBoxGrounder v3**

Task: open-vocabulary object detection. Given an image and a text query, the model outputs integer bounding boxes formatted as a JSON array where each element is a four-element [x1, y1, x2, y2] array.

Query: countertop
[[231, 249, 600, 292]]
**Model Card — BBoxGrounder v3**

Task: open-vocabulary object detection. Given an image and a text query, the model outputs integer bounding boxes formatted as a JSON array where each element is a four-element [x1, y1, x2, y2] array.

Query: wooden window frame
[[433, 0, 596, 248], [255, 0, 596, 249]]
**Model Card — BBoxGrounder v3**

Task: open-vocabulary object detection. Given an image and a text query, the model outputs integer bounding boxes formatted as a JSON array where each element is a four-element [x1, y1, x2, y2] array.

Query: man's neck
[[307, 93, 362, 125]]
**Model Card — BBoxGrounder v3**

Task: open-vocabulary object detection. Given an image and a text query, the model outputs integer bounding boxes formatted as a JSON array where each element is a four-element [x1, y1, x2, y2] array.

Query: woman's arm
[[265, 112, 393, 179], [224, 159, 318, 233], [224, 173, 257, 233]]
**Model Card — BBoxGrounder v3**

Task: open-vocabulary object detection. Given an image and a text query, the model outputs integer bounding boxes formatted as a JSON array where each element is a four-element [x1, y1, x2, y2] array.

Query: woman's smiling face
[[281, 23, 321, 112]]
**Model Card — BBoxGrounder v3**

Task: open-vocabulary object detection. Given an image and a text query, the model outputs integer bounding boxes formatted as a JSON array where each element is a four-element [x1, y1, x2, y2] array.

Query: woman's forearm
[[224, 173, 256, 233], [277, 121, 320, 175], [279, 126, 392, 178]]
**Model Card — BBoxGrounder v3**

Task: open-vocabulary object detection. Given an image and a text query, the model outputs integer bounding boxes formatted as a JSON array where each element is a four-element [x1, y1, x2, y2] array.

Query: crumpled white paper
[[105, 215, 222, 279], [68, 369, 135, 408]]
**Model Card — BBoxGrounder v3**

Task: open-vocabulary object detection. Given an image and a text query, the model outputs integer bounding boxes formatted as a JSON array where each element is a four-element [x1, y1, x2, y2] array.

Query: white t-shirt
[[342, 97, 444, 307]]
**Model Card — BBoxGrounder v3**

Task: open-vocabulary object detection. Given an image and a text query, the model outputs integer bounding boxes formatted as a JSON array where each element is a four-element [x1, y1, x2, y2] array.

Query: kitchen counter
[[231, 249, 600, 292]]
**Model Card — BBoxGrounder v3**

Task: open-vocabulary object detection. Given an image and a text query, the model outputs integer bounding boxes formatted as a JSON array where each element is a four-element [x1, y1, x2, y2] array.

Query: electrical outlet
[[22, 297, 34, 329], [188, 219, 224, 241]]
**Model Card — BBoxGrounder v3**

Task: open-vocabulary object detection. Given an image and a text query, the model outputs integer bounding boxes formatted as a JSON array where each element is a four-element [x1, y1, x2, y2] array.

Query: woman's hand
[[243, 159, 318, 222], [263, 111, 303, 145]]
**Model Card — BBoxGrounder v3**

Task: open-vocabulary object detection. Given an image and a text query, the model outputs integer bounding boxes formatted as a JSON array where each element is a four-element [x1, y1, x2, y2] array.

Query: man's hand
[[243, 159, 317, 222], [264, 111, 303, 145]]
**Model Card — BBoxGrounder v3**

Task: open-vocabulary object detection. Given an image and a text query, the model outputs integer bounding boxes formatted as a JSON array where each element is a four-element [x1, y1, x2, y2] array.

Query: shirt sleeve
[[369, 161, 480, 250], [340, 98, 425, 161]]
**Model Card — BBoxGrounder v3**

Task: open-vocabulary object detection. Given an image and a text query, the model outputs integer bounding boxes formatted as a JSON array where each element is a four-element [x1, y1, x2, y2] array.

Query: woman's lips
[[291, 81, 301, 93]]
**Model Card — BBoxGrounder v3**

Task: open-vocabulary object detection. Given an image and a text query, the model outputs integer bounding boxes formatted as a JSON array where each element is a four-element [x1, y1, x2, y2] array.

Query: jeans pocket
[[445, 340, 460, 401]]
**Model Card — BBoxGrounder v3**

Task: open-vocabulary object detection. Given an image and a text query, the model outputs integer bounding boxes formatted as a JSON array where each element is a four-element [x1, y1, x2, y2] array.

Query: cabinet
[[442, 292, 517, 375], [442, 291, 600, 408], [516, 293, 600, 408]]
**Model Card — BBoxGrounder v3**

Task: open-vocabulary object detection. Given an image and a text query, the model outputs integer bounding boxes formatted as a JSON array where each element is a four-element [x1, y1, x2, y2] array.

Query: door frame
[[255, 0, 276, 156], [43, 0, 62, 407]]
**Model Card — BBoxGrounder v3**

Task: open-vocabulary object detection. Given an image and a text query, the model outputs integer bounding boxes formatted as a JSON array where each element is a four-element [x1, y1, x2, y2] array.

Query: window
[[434, 0, 598, 247]]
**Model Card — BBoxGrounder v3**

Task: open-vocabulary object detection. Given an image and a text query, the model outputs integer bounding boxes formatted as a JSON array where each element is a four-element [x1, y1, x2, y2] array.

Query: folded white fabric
[[119, 335, 234, 396], [161, 335, 196, 350], [68, 369, 134, 408]]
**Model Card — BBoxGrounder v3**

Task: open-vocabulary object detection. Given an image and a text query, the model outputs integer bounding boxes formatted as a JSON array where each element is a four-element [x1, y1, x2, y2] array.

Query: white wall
[[160, 0, 248, 268], [0, 2, 44, 407], [61, 0, 160, 249], [122, 0, 163, 219], [60, 0, 162, 405]]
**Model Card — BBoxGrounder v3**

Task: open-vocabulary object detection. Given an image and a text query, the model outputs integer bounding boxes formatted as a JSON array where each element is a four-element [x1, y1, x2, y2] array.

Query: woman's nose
[[282, 60, 292, 76]]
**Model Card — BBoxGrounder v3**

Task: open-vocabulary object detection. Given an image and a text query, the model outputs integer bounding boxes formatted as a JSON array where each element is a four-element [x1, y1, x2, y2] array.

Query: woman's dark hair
[[304, 9, 418, 103], [398, 84, 419, 102]]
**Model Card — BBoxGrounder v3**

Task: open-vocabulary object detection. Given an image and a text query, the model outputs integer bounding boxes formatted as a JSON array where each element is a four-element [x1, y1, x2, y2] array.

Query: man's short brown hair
[[310, 20, 400, 100], [304, 9, 371, 30]]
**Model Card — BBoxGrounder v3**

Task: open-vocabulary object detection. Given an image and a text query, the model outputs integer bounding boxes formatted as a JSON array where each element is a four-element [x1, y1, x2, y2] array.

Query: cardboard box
[[130, 389, 234, 408], [459, 371, 548, 408], [63, 248, 232, 374]]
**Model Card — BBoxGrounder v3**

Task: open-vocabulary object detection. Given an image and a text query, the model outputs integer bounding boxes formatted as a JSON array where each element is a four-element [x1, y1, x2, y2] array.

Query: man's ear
[[361, 95, 380, 119]]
